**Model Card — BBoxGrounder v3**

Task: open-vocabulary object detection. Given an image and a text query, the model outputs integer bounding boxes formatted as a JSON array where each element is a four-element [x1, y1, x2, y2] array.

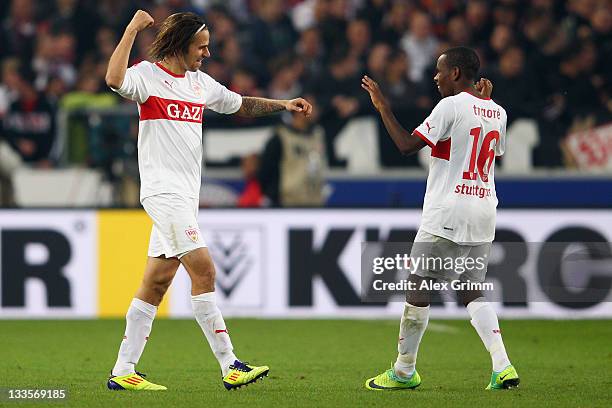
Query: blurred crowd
[[0, 0, 611, 203]]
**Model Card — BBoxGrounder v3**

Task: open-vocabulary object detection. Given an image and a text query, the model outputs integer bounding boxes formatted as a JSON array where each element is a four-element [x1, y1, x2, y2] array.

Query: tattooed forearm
[[236, 97, 286, 117]]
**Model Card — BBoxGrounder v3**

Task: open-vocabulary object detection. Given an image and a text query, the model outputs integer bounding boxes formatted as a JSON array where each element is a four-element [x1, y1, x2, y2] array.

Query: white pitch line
[[424, 322, 461, 333], [380, 320, 460, 333]]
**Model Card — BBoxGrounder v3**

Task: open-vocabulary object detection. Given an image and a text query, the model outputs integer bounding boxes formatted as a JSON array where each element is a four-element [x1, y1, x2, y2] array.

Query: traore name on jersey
[[413, 92, 507, 244]]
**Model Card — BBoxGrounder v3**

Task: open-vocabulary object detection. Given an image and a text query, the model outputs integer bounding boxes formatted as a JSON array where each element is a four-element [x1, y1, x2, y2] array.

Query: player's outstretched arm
[[361, 75, 426, 155], [105, 10, 154, 89], [235, 97, 313, 118]]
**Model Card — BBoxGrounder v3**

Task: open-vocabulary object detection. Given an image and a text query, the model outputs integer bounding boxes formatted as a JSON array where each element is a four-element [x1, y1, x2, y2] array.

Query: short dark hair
[[443, 46, 480, 81], [149, 12, 207, 60]]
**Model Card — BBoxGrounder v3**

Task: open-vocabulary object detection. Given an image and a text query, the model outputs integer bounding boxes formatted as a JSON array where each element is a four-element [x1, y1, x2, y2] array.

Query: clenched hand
[[127, 10, 154, 33], [475, 78, 493, 99], [285, 98, 313, 116]]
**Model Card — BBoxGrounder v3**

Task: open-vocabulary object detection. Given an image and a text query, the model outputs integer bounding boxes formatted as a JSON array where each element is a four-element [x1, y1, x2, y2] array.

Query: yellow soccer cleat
[[222, 360, 269, 390], [107, 371, 167, 391], [365, 367, 421, 391], [486, 365, 520, 390]]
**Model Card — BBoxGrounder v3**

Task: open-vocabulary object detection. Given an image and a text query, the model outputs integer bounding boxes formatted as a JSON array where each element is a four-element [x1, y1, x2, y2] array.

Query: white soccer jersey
[[111, 61, 242, 201], [413, 91, 506, 244]]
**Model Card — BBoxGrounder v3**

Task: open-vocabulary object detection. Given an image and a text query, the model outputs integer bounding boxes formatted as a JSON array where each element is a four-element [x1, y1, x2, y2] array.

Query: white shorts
[[141, 193, 206, 258], [410, 228, 491, 283]]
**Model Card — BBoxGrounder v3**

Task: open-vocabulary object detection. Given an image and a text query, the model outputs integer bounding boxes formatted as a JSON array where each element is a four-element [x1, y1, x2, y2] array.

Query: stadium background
[[0, 0, 610, 319], [0, 1, 611, 406]]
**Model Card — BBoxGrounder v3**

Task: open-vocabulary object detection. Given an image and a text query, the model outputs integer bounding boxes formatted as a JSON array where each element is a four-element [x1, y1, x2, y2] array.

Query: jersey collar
[[155, 61, 185, 78], [461, 90, 490, 100]]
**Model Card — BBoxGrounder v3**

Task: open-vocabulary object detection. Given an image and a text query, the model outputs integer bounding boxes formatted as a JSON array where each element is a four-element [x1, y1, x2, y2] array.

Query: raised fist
[[127, 10, 154, 32], [476, 78, 493, 99]]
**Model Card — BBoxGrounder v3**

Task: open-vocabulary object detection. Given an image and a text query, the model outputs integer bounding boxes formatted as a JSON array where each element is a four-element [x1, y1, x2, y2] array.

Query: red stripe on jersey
[[155, 61, 185, 78], [413, 129, 435, 148], [140, 96, 205, 123], [431, 137, 451, 161]]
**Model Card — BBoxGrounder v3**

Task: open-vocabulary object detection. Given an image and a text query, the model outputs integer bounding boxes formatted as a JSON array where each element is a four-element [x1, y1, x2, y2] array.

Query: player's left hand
[[285, 98, 313, 116], [476, 78, 493, 99]]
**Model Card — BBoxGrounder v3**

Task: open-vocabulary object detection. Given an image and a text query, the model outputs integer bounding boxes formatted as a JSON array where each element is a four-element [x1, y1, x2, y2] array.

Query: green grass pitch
[[1, 319, 610, 407]]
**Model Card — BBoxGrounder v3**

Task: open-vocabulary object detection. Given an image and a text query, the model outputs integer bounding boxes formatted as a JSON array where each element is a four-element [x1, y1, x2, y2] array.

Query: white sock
[[192, 292, 237, 376], [467, 298, 511, 372], [394, 302, 429, 378], [112, 298, 157, 376]]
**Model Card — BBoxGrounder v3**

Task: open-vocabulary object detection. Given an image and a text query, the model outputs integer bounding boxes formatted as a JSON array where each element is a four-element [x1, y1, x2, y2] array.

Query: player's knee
[[192, 258, 216, 283], [155, 276, 173, 295], [191, 269, 215, 289], [142, 275, 171, 300], [458, 290, 482, 307], [406, 290, 430, 307]]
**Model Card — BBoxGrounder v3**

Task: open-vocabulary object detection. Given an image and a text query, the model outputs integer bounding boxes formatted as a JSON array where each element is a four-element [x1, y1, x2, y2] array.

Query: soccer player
[[104, 10, 312, 391], [361, 47, 519, 390]]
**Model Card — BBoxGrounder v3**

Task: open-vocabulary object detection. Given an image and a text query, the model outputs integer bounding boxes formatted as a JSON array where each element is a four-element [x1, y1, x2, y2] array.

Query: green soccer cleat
[[107, 371, 167, 391], [222, 360, 269, 390], [365, 367, 421, 391], [486, 365, 520, 390]]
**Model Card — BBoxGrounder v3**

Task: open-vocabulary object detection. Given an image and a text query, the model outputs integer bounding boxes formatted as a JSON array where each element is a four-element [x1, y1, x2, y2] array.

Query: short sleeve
[[110, 63, 149, 104], [413, 98, 455, 147], [496, 109, 507, 156], [200, 73, 242, 114]]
